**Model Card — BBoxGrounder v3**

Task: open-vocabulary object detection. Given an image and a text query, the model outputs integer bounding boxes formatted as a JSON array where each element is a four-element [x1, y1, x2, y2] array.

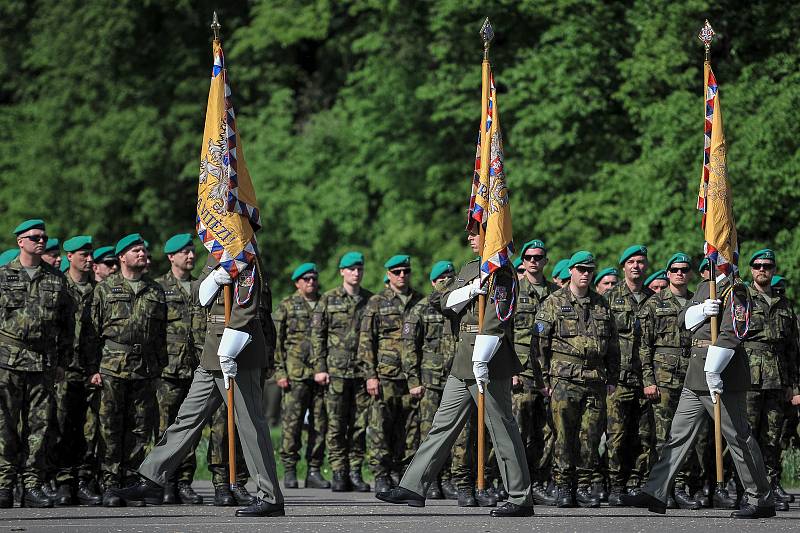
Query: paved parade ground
[[1, 482, 799, 533]]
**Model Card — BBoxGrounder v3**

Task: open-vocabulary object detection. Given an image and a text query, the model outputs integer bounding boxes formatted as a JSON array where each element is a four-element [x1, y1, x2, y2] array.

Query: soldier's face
[[648, 279, 669, 293], [623, 255, 647, 282], [295, 273, 319, 297], [467, 233, 481, 253], [41, 250, 60, 267], [596, 275, 618, 295], [522, 248, 547, 275], [667, 262, 691, 289], [570, 265, 594, 290], [340, 265, 364, 286], [68, 250, 93, 272], [93, 261, 117, 281], [17, 229, 47, 256], [169, 246, 196, 272], [120, 245, 147, 270], [751, 261, 775, 287], [388, 267, 411, 291]]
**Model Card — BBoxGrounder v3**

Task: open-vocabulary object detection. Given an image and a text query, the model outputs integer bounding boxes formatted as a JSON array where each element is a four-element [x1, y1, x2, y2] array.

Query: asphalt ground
[[1, 482, 798, 533]]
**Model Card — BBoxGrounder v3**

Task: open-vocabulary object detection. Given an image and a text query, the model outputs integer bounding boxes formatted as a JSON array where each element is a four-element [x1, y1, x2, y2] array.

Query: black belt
[[105, 340, 143, 354]]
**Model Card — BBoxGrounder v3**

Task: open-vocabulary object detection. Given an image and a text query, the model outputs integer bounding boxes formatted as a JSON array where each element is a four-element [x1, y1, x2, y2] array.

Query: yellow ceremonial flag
[[197, 40, 262, 278]]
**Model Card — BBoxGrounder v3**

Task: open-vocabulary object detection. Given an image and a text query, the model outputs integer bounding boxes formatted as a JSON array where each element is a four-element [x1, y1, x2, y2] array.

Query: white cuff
[[446, 284, 475, 311], [704, 345, 735, 373], [684, 304, 706, 330], [471, 334, 501, 363], [218, 328, 252, 359], [199, 275, 220, 306]]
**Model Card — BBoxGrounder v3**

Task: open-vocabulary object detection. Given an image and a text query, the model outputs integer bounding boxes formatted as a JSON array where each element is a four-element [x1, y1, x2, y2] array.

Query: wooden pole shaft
[[224, 285, 236, 489], [708, 265, 724, 485]]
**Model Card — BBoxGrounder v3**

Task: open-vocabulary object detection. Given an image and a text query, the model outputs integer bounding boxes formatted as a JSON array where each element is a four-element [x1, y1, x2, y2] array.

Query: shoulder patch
[[536, 322, 545, 333]]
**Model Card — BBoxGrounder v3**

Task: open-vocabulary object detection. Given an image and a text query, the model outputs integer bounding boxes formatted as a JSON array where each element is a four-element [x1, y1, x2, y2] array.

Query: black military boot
[[693, 489, 710, 507], [475, 488, 497, 507], [712, 485, 737, 509], [76, 480, 102, 506], [773, 494, 789, 512], [390, 472, 401, 487], [232, 483, 256, 506], [674, 487, 701, 510], [590, 481, 608, 502], [331, 471, 352, 492], [350, 470, 370, 492], [305, 469, 331, 489], [556, 486, 576, 508], [667, 495, 678, 509], [177, 482, 203, 504], [55, 483, 75, 506], [102, 487, 123, 507], [284, 470, 298, 489], [576, 486, 600, 508], [440, 479, 459, 500], [213, 484, 236, 506], [531, 482, 556, 506], [496, 481, 508, 501], [374, 476, 392, 494], [23, 486, 54, 508], [457, 487, 477, 507], [162, 482, 179, 504], [0, 488, 13, 508], [40, 482, 58, 505], [774, 481, 794, 503], [426, 483, 444, 499], [607, 487, 624, 507]]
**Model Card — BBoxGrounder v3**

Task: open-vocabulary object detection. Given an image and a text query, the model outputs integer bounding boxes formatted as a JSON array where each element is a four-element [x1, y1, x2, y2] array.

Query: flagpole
[[699, 19, 724, 492]]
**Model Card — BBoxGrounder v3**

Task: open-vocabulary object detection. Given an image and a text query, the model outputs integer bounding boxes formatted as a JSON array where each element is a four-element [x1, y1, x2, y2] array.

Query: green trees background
[[2, 0, 799, 300]]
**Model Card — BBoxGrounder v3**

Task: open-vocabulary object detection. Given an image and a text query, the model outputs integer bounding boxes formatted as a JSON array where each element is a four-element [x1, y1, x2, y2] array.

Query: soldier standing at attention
[[401, 260, 457, 499], [86, 233, 167, 506], [605, 245, 656, 504], [310, 252, 373, 492], [0, 220, 72, 508], [359, 255, 423, 493], [153, 234, 204, 504], [645, 270, 669, 294], [41, 238, 61, 270], [91, 246, 118, 282], [513, 257, 524, 280], [0, 249, 20, 267], [594, 268, 619, 296], [742, 249, 800, 510], [550, 259, 570, 288], [274, 262, 330, 489]]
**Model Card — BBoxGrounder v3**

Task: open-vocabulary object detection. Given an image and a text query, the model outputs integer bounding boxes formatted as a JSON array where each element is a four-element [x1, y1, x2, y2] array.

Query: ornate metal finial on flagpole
[[698, 19, 715, 61], [480, 17, 494, 60], [211, 11, 222, 41]]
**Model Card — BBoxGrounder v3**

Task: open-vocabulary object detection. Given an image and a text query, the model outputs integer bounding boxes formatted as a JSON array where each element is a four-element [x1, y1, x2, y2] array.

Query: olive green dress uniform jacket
[[641, 289, 694, 390], [310, 286, 373, 379], [155, 271, 199, 380], [0, 258, 72, 371]]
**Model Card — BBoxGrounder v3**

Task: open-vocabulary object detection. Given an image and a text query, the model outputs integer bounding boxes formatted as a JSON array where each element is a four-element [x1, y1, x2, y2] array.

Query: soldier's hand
[[512, 375, 522, 390], [791, 394, 800, 406], [89, 373, 103, 387], [701, 298, 721, 317], [366, 378, 380, 397], [314, 372, 330, 386], [277, 378, 290, 389], [643, 385, 660, 400], [606, 384, 616, 395], [409, 385, 425, 399]]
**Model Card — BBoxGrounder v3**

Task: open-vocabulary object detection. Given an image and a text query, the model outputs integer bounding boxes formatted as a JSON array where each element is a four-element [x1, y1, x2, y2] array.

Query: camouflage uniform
[[0, 259, 72, 490], [55, 275, 99, 487], [604, 283, 656, 491], [533, 285, 619, 491], [310, 285, 373, 475], [86, 272, 166, 487], [358, 287, 423, 480], [514, 277, 558, 484], [274, 292, 327, 472], [742, 284, 799, 484], [154, 271, 201, 484], [641, 288, 702, 492]]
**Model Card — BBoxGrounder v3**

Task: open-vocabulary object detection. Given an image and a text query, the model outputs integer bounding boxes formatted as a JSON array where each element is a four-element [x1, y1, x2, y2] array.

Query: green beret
[[13, 219, 45, 235], [384, 254, 411, 270], [163, 233, 193, 255], [60, 255, 69, 273], [93, 246, 115, 263], [568, 250, 596, 269], [551, 259, 570, 279], [520, 239, 546, 256], [749, 248, 776, 266], [0, 249, 20, 266], [512, 257, 523, 269], [666, 252, 691, 270], [144, 240, 150, 250], [771, 275, 785, 288], [429, 260, 455, 281], [44, 238, 60, 252], [291, 262, 317, 281], [115, 233, 145, 256], [383, 274, 389, 284], [619, 244, 647, 265], [63, 235, 93, 253], [645, 269, 668, 287], [593, 267, 619, 287], [558, 265, 572, 281], [339, 251, 364, 269], [698, 257, 710, 273]]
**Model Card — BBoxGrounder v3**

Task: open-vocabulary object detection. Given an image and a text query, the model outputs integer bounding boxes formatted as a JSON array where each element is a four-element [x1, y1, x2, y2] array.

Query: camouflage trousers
[[779, 403, 799, 481], [368, 378, 419, 479], [420, 386, 451, 482], [746, 388, 785, 483], [208, 398, 249, 487], [652, 386, 702, 490], [512, 381, 554, 484], [325, 376, 369, 473], [98, 375, 156, 487], [280, 379, 327, 471], [0, 368, 55, 489], [156, 377, 196, 483], [550, 379, 605, 488], [55, 377, 101, 484], [606, 384, 655, 489]]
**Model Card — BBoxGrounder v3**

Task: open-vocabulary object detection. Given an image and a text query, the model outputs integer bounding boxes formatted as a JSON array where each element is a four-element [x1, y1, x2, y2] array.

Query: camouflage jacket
[[533, 285, 619, 387], [604, 283, 654, 387], [358, 286, 423, 381], [641, 288, 694, 389], [156, 270, 200, 380], [86, 272, 167, 380], [514, 276, 559, 383], [0, 258, 72, 372], [743, 285, 799, 391], [64, 275, 96, 380], [274, 292, 319, 382], [310, 285, 373, 379], [402, 292, 456, 391]]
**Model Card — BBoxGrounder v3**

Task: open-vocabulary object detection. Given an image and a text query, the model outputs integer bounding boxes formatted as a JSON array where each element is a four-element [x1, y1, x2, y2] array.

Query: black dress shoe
[[607, 488, 624, 507], [77, 480, 102, 506], [674, 488, 701, 510], [731, 504, 776, 519], [457, 487, 477, 507], [531, 483, 556, 506], [213, 485, 236, 506], [232, 483, 256, 506], [620, 491, 666, 514], [331, 471, 352, 492], [556, 486, 576, 508], [425, 484, 444, 499], [235, 498, 285, 517], [0, 488, 13, 508], [349, 471, 370, 493], [475, 488, 497, 507], [284, 470, 298, 489], [162, 482, 179, 504], [712, 486, 737, 509], [440, 480, 459, 500], [305, 469, 331, 489], [375, 486, 425, 507], [576, 487, 600, 508], [374, 476, 392, 494], [489, 502, 535, 517], [177, 482, 203, 504], [110, 477, 163, 506], [55, 483, 75, 506], [102, 488, 123, 507]]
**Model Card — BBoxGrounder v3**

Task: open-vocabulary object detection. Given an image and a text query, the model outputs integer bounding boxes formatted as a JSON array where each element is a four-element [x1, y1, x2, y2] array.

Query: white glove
[[213, 267, 232, 285], [218, 328, 252, 389], [473, 361, 489, 393], [702, 298, 721, 317], [706, 371, 723, 402], [469, 278, 488, 297], [199, 266, 233, 306], [220, 355, 237, 389]]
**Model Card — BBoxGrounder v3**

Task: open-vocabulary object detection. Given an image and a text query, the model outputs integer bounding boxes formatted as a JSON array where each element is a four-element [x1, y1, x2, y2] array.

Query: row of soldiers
[[273, 240, 799, 510]]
